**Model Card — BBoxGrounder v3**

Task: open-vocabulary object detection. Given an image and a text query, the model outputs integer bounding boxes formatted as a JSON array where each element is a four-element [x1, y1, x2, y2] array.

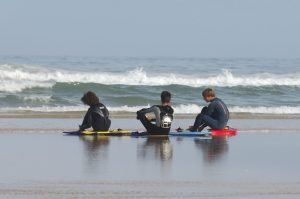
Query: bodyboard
[[209, 128, 237, 137], [63, 129, 132, 136], [169, 131, 210, 136]]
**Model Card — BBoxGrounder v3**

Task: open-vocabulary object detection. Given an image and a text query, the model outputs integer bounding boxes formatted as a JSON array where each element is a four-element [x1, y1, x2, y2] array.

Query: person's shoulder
[[97, 103, 107, 109], [211, 97, 221, 103], [216, 98, 226, 103], [152, 105, 160, 108], [164, 105, 174, 113], [169, 107, 174, 114], [170, 106, 174, 112]]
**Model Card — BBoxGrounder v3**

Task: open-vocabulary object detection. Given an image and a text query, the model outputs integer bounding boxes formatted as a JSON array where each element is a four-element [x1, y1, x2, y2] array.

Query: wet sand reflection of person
[[138, 136, 173, 161], [194, 136, 229, 164], [80, 135, 110, 172]]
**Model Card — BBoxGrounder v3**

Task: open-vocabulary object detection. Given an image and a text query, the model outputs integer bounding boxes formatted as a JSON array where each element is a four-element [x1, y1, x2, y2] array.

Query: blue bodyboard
[[169, 131, 210, 136], [63, 130, 211, 137]]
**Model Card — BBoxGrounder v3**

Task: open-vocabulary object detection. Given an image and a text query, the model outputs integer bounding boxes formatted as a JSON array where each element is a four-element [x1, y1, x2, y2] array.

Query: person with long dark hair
[[79, 91, 111, 131]]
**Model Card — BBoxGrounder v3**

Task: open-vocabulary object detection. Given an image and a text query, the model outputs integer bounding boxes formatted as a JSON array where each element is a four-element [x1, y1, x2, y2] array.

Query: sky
[[0, 0, 300, 57]]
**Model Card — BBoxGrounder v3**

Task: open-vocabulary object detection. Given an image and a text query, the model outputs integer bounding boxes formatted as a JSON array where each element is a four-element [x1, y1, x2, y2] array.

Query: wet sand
[[1, 181, 300, 199], [0, 117, 300, 133], [0, 118, 300, 198]]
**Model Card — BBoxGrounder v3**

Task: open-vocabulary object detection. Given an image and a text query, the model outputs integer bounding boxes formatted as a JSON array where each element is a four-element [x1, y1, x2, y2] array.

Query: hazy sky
[[0, 0, 299, 57]]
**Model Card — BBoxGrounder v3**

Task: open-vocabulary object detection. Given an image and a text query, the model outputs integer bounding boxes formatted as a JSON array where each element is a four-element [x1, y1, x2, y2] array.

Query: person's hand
[[137, 108, 147, 119], [145, 115, 151, 121], [136, 111, 141, 120]]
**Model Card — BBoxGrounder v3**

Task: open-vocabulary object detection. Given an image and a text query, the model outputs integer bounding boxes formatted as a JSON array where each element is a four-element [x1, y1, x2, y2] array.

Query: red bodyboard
[[210, 128, 237, 137]]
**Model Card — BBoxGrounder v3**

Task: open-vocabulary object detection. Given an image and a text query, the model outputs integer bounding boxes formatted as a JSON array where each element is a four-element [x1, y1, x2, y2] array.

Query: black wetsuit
[[137, 105, 174, 135], [191, 98, 229, 131], [80, 103, 111, 131]]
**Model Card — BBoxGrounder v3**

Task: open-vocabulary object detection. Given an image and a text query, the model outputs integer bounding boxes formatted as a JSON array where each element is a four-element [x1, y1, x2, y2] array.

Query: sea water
[[0, 56, 300, 116]]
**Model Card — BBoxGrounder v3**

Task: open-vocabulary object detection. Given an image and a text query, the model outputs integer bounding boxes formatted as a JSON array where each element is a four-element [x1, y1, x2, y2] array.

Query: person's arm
[[79, 110, 92, 130], [101, 104, 109, 118], [137, 106, 161, 126], [138, 106, 157, 114], [150, 106, 161, 127]]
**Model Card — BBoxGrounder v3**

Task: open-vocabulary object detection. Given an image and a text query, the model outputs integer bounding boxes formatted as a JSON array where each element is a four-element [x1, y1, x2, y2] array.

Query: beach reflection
[[137, 136, 173, 161], [194, 137, 229, 164], [80, 135, 110, 172]]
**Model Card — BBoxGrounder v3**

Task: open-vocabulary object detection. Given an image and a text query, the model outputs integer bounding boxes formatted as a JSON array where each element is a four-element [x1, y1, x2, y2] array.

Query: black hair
[[81, 91, 100, 106], [161, 91, 171, 103]]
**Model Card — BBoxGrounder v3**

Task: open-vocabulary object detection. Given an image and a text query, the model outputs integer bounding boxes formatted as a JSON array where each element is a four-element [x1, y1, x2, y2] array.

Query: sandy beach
[[1, 180, 300, 199], [0, 115, 299, 199], [0, 112, 299, 133]]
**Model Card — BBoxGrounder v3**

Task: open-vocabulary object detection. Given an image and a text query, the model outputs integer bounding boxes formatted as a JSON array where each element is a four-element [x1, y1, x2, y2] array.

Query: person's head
[[202, 88, 216, 102], [161, 91, 171, 105], [81, 91, 100, 106]]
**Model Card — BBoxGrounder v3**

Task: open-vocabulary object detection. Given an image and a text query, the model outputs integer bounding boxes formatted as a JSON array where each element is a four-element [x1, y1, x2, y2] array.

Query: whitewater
[[1, 65, 300, 92], [1, 56, 300, 115]]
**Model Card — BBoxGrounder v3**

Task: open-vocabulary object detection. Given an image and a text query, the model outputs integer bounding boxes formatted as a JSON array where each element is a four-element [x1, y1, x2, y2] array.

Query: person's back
[[137, 91, 174, 135], [88, 103, 111, 131], [80, 91, 111, 132], [206, 98, 229, 128]]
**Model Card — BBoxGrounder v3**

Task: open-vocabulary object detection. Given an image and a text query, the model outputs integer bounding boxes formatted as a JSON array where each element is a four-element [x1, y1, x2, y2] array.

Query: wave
[[21, 95, 52, 103], [1, 104, 300, 114], [229, 106, 300, 114], [1, 65, 300, 92], [175, 105, 300, 114]]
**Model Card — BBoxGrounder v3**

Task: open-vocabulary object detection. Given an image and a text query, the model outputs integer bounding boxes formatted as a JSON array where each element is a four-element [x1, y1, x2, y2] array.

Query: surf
[[2, 65, 300, 92]]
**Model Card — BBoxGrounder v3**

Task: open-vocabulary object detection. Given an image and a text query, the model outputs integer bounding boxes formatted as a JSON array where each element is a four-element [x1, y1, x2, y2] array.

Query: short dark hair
[[202, 88, 215, 98], [161, 91, 171, 103], [81, 91, 100, 106]]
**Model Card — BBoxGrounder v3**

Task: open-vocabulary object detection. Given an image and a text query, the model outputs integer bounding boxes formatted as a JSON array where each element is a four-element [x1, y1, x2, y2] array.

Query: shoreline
[[0, 118, 299, 133], [1, 111, 300, 119]]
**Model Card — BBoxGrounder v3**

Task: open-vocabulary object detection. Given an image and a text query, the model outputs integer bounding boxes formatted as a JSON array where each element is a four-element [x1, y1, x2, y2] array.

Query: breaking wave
[[1, 64, 300, 92]]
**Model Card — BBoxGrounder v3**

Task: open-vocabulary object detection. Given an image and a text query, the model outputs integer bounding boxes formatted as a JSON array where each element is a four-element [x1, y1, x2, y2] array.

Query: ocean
[[1, 56, 300, 116]]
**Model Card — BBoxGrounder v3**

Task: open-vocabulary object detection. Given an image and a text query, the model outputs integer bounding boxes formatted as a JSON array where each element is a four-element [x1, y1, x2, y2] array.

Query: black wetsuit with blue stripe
[[192, 98, 229, 131]]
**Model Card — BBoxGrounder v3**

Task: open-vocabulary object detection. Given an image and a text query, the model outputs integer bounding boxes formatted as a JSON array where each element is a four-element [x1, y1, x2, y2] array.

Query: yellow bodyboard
[[81, 129, 132, 135]]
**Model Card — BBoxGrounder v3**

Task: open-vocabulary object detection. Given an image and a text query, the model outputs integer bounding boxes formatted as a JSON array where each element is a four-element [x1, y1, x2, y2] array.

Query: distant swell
[[1, 65, 300, 92], [1, 105, 300, 114]]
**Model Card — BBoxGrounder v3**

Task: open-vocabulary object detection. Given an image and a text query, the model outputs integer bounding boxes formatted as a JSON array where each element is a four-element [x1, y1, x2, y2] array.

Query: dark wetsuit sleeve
[[139, 106, 161, 127], [80, 109, 92, 130], [206, 101, 216, 116]]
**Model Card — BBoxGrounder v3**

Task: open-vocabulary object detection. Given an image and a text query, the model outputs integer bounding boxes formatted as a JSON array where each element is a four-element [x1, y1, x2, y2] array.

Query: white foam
[[0, 105, 87, 112], [108, 105, 151, 112], [176, 105, 300, 114], [22, 95, 52, 103], [230, 106, 300, 114], [173, 104, 202, 114], [1, 65, 300, 92], [1, 104, 300, 114], [0, 64, 55, 92]]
